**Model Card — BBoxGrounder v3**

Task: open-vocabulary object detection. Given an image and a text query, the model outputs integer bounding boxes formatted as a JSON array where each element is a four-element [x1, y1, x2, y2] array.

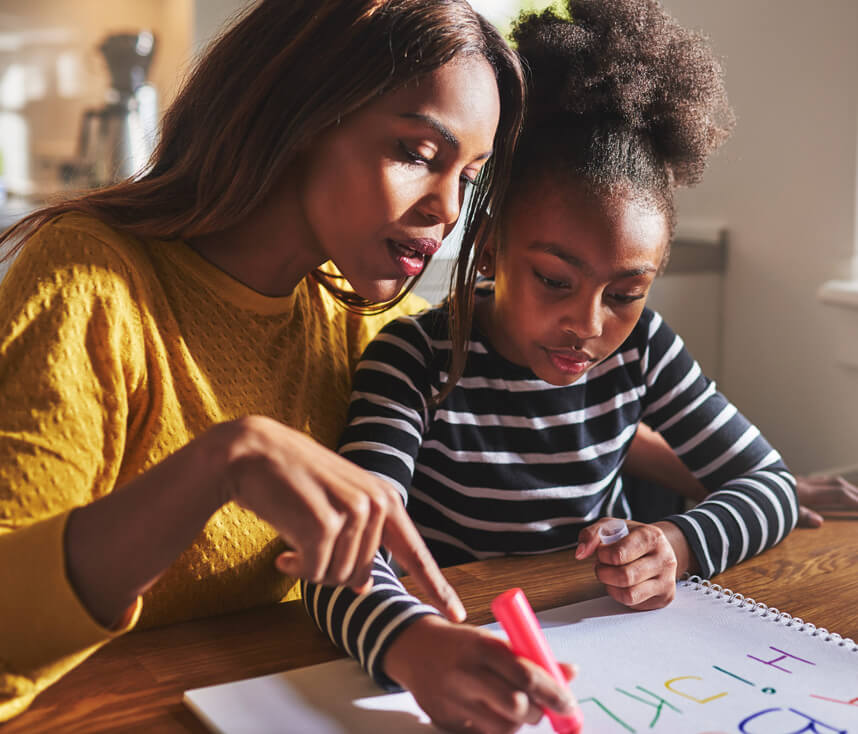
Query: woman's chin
[[354, 277, 408, 304]]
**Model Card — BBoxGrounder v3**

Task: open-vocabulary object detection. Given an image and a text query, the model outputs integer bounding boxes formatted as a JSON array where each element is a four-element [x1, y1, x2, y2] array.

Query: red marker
[[491, 588, 584, 734]]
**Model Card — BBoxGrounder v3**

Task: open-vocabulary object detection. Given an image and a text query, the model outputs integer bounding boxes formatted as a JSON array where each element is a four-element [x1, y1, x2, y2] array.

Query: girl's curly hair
[[510, 0, 734, 232]]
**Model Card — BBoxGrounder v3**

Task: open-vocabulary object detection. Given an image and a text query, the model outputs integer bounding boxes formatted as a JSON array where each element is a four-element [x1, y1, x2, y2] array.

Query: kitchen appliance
[[72, 31, 158, 187]]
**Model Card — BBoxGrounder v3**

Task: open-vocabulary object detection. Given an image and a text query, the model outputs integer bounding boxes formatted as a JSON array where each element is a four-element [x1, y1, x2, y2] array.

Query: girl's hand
[[795, 474, 858, 528], [384, 615, 577, 734], [575, 519, 678, 610]]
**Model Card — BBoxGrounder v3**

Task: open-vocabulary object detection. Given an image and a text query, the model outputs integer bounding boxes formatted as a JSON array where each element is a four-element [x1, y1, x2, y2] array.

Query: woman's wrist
[[214, 415, 300, 506], [64, 425, 236, 627]]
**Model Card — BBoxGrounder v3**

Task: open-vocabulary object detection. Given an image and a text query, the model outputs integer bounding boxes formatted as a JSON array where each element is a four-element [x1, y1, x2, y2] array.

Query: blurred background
[[0, 0, 855, 481]]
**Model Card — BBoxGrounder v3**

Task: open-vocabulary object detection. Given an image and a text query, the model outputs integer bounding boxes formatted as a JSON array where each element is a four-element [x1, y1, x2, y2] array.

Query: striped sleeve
[[337, 315, 438, 502], [638, 311, 799, 577], [302, 555, 442, 689], [304, 315, 443, 687]]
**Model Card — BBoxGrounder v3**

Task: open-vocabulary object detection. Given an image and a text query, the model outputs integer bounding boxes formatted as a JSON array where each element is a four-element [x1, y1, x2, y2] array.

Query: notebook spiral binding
[[680, 575, 858, 653]]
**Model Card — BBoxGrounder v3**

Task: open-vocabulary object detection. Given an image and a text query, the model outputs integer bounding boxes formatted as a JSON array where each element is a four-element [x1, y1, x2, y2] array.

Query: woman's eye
[[399, 141, 433, 165], [460, 166, 482, 186]]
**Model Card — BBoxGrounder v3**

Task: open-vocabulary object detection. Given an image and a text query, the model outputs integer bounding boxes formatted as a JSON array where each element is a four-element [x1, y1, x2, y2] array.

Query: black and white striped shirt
[[303, 300, 798, 687]]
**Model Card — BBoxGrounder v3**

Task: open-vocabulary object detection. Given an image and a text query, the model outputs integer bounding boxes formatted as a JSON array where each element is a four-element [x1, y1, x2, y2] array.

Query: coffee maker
[[69, 31, 158, 188]]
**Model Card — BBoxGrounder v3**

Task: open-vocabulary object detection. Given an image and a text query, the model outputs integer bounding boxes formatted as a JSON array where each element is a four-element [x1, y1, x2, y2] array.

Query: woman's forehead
[[370, 56, 500, 151]]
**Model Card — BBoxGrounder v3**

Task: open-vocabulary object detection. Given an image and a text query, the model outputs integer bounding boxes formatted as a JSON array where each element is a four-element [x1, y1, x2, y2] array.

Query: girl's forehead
[[503, 180, 669, 265], [511, 179, 666, 230]]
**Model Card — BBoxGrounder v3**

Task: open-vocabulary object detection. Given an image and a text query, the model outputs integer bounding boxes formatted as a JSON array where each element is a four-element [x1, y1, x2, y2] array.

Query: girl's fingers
[[604, 575, 675, 609], [558, 662, 577, 682], [595, 550, 670, 587], [574, 524, 604, 559], [439, 700, 519, 734], [591, 522, 677, 610], [459, 666, 532, 724], [796, 504, 823, 528], [819, 481, 858, 508], [412, 664, 525, 734], [595, 523, 660, 566], [464, 700, 525, 734], [796, 475, 858, 509], [484, 645, 576, 716]]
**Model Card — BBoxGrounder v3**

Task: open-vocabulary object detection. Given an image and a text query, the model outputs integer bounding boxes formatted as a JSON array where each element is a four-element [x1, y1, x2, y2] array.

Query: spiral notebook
[[184, 577, 858, 733]]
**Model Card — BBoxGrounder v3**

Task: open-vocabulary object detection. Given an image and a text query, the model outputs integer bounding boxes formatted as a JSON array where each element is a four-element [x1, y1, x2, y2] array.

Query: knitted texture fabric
[[0, 212, 425, 720]]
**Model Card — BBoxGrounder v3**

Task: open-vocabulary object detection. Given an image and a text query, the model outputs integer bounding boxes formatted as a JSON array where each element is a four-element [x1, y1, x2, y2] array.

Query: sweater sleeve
[[0, 513, 141, 722], [0, 221, 146, 721], [638, 311, 799, 577], [305, 314, 443, 688]]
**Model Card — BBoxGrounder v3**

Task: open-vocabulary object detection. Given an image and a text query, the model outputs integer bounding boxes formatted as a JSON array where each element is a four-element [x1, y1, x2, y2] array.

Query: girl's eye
[[608, 292, 646, 305], [534, 270, 569, 290]]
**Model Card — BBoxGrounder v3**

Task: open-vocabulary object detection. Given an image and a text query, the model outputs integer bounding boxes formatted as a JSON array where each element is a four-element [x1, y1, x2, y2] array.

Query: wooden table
[[5, 520, 856, 733]]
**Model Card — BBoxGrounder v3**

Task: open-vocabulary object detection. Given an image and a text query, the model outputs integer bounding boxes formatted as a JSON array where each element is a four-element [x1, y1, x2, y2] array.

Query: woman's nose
[[419, 172, 462, 226]]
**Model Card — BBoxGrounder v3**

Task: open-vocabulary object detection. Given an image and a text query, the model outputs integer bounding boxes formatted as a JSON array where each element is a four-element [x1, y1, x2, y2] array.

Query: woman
[[0, 0, 532, 721]]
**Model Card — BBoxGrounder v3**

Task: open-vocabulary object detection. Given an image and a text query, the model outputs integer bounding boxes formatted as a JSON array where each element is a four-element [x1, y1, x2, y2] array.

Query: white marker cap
[[598, 518, 629, 545]]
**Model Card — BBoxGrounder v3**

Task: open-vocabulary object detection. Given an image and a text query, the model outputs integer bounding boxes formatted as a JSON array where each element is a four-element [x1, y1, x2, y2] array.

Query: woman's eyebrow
[[399, 112, 493, 160]]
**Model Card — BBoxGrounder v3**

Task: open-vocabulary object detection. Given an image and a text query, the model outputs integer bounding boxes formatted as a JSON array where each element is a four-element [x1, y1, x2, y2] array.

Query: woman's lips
[[404, 238, 442, 256], [387, 238, 439, 277]]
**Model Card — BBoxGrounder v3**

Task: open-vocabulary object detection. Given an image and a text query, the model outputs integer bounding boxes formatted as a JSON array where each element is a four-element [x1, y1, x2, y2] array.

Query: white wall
[[660, 0, 858, 474], [192, 0, 252, 55]]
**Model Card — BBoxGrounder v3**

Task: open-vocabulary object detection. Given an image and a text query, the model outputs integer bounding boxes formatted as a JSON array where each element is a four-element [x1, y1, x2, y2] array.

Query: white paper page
[[184, 582, 858, 733]]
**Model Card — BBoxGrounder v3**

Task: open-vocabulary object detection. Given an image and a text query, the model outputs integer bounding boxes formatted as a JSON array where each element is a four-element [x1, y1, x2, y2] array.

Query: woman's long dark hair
[[0, 0, 525, 401]]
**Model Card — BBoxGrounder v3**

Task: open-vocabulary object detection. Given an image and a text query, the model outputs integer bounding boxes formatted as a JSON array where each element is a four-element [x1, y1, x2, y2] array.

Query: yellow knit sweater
[[0, 212, 426, 721]]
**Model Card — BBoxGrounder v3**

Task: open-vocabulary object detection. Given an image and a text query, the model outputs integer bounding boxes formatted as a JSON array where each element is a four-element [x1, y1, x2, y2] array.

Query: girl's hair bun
[[512, 0, 734, 188]]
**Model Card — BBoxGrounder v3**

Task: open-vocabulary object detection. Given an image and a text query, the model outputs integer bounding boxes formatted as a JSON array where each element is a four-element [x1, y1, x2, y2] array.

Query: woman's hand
[[222, 417, 463, 621], [794, 474, 858, 528], [66, 415, 464, 628], [575, 519, 679, 610], [384, 615, 577, 734]]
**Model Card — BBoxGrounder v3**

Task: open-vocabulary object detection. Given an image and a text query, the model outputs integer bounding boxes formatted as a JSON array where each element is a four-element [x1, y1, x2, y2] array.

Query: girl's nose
[[561, 293, 603, 341]]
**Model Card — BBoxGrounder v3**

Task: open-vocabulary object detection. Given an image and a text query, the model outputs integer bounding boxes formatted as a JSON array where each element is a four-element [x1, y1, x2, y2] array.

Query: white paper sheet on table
[[184, 579, 858, 733]]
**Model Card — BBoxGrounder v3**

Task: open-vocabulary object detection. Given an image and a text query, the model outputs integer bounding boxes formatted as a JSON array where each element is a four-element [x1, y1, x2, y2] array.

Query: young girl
[[0, 0, 531, 722], [304, 1, 799, 731]]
